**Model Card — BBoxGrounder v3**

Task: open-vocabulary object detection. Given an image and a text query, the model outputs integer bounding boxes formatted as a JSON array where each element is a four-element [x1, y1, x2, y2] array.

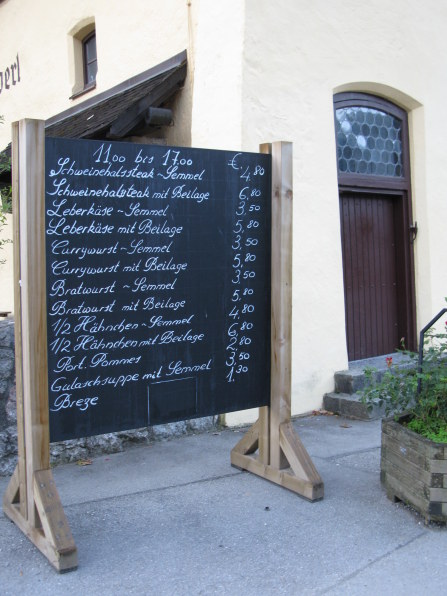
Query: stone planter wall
[[0, 318, 217, 477], [381, 415, 447, 523]]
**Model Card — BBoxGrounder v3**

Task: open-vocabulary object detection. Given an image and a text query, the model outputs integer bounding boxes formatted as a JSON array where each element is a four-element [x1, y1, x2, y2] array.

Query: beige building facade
[[0, 0, 445, 423]]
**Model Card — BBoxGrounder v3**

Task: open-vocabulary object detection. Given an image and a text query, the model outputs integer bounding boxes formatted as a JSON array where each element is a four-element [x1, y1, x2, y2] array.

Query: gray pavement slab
[[0, 414, 446, 595]]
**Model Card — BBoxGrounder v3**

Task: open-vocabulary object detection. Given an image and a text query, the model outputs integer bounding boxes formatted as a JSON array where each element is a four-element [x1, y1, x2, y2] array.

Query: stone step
[[325, 352, 417, 420], [323, 392, 386, 420], [334, 352, 415, 394]]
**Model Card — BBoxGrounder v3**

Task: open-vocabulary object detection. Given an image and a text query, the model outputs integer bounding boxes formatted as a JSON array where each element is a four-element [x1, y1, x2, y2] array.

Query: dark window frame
[[82, 31, 97, 89], [334, 92, 411, 192]]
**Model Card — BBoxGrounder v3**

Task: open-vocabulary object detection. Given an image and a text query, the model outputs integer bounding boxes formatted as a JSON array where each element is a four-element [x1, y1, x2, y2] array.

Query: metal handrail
[[417, 307, 447, 394]]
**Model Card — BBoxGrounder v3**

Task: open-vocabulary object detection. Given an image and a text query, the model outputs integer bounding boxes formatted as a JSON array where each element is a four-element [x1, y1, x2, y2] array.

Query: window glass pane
[[85, 36, 97, 62], [86, 59, 97, 84], [83, 33, 97, 85], [335, 107, 403, 177]]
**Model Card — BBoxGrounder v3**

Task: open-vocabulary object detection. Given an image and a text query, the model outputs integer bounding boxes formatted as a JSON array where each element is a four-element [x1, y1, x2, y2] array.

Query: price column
[[225, 155, 266, 383]]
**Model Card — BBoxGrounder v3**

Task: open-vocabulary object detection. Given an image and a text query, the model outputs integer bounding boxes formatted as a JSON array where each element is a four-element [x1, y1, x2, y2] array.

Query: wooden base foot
[[3, 466, 78, 573], [231, 419, 324, 501]]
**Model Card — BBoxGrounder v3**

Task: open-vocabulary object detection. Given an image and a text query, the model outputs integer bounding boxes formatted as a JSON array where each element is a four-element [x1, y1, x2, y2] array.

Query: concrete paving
[[1, 414, 446, 595]]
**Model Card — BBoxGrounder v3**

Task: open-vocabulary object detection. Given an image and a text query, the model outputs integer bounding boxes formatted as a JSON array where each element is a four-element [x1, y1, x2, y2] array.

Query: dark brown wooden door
[[340, 192, 400, 361]]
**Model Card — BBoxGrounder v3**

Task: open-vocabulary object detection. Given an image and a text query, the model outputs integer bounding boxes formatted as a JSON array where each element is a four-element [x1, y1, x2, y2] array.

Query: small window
[[333, 93, 410, 186], [335, 106, 403, 178], [68, 18, 96, 98], [83, 31, 97, 87]]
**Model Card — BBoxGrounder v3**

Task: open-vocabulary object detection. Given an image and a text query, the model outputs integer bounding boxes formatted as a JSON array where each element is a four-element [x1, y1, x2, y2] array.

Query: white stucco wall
[[189, 0, 245, 150], [225, 0, 447, 421]]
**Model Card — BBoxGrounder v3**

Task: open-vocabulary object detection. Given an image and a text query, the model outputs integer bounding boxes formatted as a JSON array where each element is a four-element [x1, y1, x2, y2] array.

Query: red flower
[[386, 357, 393, 368]]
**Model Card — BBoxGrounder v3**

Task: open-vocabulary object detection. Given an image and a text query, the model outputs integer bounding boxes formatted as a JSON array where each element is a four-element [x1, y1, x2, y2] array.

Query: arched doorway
[[334, 92, 416, 361]]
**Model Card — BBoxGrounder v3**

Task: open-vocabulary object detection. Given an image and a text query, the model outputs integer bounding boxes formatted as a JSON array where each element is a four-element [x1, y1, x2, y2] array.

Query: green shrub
[[362, 303, 447, 443], [0, 114, 12, 264]]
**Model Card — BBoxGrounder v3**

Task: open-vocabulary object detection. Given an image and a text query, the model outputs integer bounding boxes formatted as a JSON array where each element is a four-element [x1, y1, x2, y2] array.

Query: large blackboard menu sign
[[45, 138, 271, 442]]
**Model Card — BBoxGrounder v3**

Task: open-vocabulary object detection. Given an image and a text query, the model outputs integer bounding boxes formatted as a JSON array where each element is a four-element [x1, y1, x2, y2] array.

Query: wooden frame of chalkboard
[[3, 120, 323, 574], [231, 142, 323, 500], [3, 120, 77, 572]]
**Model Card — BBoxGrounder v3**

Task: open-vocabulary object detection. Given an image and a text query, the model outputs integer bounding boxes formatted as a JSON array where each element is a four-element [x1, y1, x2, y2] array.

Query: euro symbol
[[228, 153, 242, 170]]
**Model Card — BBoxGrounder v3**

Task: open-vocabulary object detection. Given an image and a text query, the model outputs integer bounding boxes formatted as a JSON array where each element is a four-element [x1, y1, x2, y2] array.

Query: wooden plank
[[11, 121, 27, 519], [383, 472, 430, 513], [381, 444, 432, 487], [269, 141, 293, 470], [3, 461, 78, 571], [33, 471, 77, 557], [429, 460, 447, 474], [231, 428, 324, 499], [3, 496, 77, 572], [258, 406, 270, 466], [231, 451, 321, 501], [258, 143, 272, 469], [381, 433, 429, 472], [386, 478, 446, 523], [279, 422, 323, 493], [382, 438, 445, 487], [355, 197, 366, 356], [232, 142, 323, 501], [3, 464, 20, 508], [340, 196, 355, 360], [366, 197, 378, 355], [3, 119, 77, 573], [231, 419, 260, 456], [382, 419, 444, 459], [231, 451, 267, 477], [18, 120, 49, 527], [230, 411, 268, 465], [428, 487, 447, 503], [381, 456, 428, 503]]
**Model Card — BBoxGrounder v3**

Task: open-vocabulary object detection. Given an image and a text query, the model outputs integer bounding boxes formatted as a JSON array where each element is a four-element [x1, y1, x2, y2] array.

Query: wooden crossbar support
[[231, 141, 324, 501], [2, 120, 77, 572]]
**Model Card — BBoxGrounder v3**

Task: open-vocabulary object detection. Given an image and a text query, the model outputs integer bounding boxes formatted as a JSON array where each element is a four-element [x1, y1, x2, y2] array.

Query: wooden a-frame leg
[[2, 120, 77, 573], [3, 465, 20, 506], [3, 466, 78, 572], [231, 413, 323, 501], [231, 407, 269, 462], [232, 418, 261, 457], [231, 142, 323, 502]]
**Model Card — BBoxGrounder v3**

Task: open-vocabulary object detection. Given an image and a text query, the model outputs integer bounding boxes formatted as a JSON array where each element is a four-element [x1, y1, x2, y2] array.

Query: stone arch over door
[[333, 92, 416, 361]]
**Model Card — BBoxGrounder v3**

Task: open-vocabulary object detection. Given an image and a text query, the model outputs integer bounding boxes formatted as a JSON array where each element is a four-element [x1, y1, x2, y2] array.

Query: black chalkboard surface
[[45, 138, 271, 442]]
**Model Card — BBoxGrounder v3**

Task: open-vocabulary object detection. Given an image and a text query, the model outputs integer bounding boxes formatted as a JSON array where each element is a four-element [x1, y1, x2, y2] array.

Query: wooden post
[[2, 119, 77, 572], [231, 141, 324, 501]]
